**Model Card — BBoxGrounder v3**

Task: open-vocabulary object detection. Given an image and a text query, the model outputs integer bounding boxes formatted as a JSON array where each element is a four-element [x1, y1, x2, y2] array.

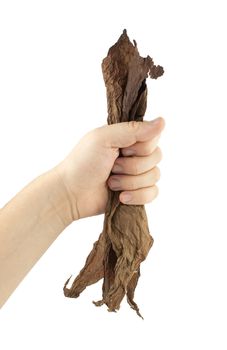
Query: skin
[[0, 117, 165, 308]]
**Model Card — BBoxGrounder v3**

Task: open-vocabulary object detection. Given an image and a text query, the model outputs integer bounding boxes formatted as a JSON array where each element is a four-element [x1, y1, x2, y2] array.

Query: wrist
[[52, 165, 80, 223], [40, 168, 74, 230]]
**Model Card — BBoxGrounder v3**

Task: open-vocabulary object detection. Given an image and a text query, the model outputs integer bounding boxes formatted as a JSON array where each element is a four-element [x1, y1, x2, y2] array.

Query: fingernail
[[123, 149, 135, 156], [121, 192, 132, 203], [112, 164, 123, 173], [109, 178, 121, 190]]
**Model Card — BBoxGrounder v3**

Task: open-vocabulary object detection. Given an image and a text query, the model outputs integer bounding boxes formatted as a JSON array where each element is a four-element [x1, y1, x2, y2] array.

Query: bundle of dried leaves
[[63, 29, 164, 318]]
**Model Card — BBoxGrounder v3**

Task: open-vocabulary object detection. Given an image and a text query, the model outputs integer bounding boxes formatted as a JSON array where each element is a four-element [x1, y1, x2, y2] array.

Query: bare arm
[[0, 168, 74, 308]]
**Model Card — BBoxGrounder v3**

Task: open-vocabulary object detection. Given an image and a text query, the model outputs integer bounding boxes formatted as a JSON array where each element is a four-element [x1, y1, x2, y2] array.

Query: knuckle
[[142, 186, 159, 204], [128, 120, 142, 132], [155, 146, 163, 161], [153, 166, 161, 182], [143, 143, 152, 155], [144, 141, 156, 155], [147, 185, 159, 202], [142, 190, 150, 203], [152, 185, 159, 199]]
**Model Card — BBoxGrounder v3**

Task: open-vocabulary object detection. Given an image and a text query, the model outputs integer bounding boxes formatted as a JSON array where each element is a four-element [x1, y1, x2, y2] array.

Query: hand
[[55, 117, 165, 220], [0, 116, 164, 308]]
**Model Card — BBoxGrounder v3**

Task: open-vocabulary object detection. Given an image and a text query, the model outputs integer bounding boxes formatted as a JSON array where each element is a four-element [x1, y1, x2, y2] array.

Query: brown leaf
[[63, 29, 164, 318]]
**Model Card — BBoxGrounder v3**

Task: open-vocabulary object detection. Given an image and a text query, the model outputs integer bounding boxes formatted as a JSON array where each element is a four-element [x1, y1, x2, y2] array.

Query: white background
[[0, 0, 227, 349]]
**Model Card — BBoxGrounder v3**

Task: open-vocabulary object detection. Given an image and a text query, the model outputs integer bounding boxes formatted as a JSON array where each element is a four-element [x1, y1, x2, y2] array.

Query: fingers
[[112, 146, 162, 175], [121, 135, 160, 157], [108, 143, 163, 205], [119, 186, 159, 205], [106, 118, 165, 206], [96, 117, 165, 149], [108, 166, 160, 191]]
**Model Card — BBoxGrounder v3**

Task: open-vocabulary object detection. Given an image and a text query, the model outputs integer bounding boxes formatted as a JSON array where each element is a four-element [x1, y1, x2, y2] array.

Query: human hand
[[55, 117, 165, 221]]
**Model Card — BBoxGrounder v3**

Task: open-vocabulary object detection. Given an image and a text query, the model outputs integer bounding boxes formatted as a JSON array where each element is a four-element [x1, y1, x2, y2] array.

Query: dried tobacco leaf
[[63, 29, 164, 318]]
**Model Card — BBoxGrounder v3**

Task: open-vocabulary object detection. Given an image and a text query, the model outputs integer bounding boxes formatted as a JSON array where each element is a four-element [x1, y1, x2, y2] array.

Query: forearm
[[0, 167, 74, 308]]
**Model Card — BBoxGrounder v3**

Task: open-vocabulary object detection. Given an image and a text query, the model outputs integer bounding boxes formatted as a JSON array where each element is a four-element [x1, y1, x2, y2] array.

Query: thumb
[[99, 117, 165, 149]]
